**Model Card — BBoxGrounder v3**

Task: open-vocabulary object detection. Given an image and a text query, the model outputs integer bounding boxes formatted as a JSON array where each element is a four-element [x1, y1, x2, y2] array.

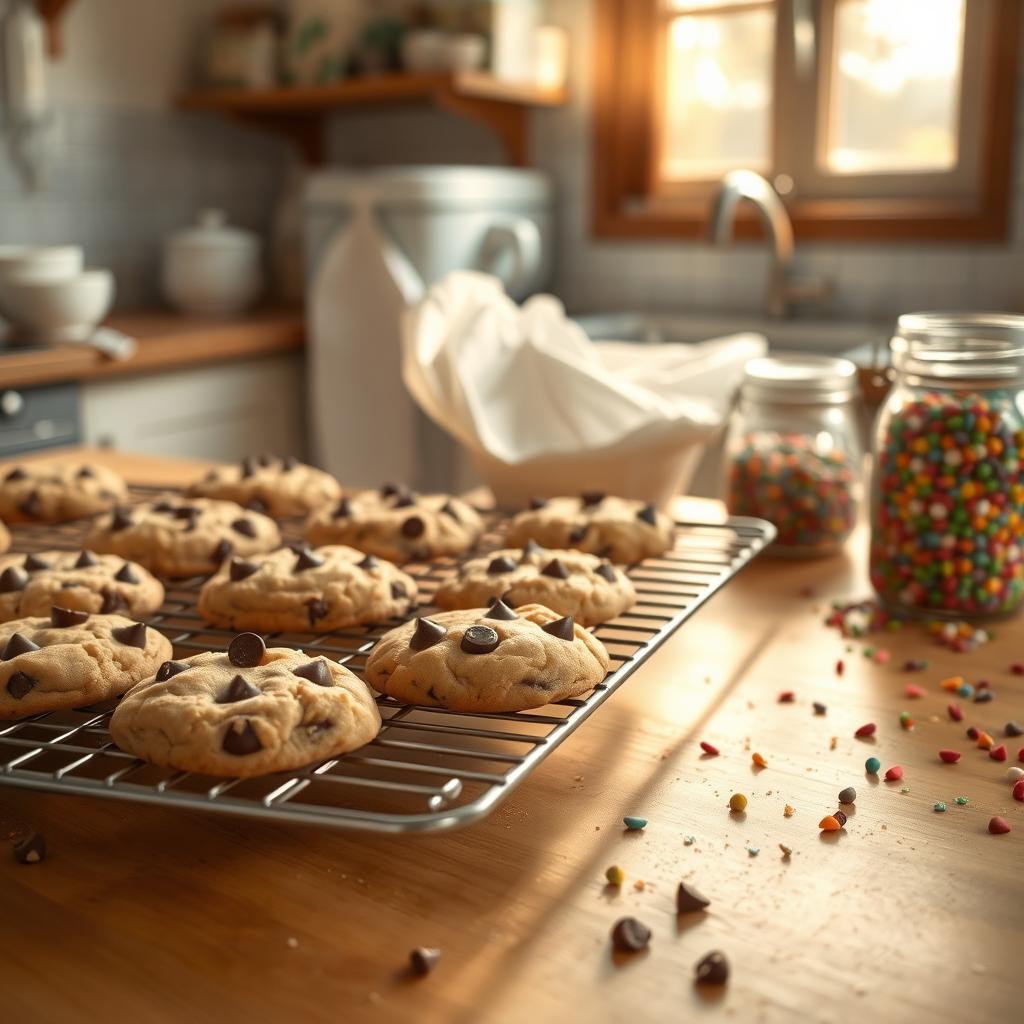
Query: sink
[[572, 311, 889, 362]]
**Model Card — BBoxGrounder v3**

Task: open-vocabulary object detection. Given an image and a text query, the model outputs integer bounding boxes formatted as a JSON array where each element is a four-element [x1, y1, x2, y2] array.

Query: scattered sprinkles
[[752, 752, 768, 768], [899, 711, 914, 730], [855, 722, 877, 738], [934, 801, 947, 812], [819, 815, 841, 832], [989, 745, 1007, 762], [623, 816, 647, 831], [938, 749, 961, 764], [955, 795, 970, 806], [947, 703, 964, 722], [728, 793, 748, 813], [905, 683, 925, 698], [884, 765, 904, 781], [778, 691, 795, 703], [699, 741, 720, 757], [865, 757, 881, 774], [784, 804, 795, 817], [605, 865, 625, 886], [838, 787, 857, 804], [988, 816, 1012, 835]]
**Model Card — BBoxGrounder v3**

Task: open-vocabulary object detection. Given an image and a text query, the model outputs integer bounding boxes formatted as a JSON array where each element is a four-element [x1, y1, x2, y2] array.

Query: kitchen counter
[[0, 450, 1020, 1024], [0, 309, 304, 389]]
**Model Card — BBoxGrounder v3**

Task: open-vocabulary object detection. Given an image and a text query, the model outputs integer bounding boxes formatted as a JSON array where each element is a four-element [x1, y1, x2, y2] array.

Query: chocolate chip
[[156, 660, 190, 682], [838, 786, 857, 804], [401, 516, 425, 539], [222, 719, 262, 756], [596, 562, 617, 583], [610, 917, 651, 952], [485, 597, 518, 621], [541, 558, 569, 580], [2, 632, 40, 660], [460, 624, 500, 654], [51, 606, 89, 628], [203, 469, 218, 482], [541, 615, 575, 641], [357, 553, 379, 570], [23, 553, 50, 572], [568, 525, 588, 543], [228, 632, 266, 668], [833, 809, 848, 827], [676, 881, 711, 914], [6, 672, 36, 699], [0, 566, 27, 592], [246, 498, 268, 515], [257, 453, 274, 467], [13, 832, 45, 864], [381, 482, 401, 497], [74, 550, 99, 569], [392, 491, 417, 509], [153, 500, 175, 513], [4, 467, 27, 482], [231, 518, 256, 538], [488, 555, 517, 574], [114, 563, 138, 584], [217, 674, 260, 703], [18, 491, 42, 518], [112, 622, 147, 649], [306, 598, 329, 625], [294, 548, 325, 572], [110, 507, 133, 532], [211, 539, 233, 563], [410, 947, 441, 976], [695, 950, 729, 985], [391, 581, 407, 599], [293, 659, 334, 687], [1006, 721, 1024, 737], [439, 500, 460, 521], [282, 455, 298, 471], [333, 498, 353, 518], [172, 505, 198, 520], [100, 591, 125, 614], [975, 690, 994, 703], [98, 489, 116, 501], [410, 617, 447, 651], [230, 558, 260, 582], [637, 503, 657, 526], [520, 539, 543, 561], [240, 456, 257, 479], [581, 490, 605, 506], [813, 701, 827, 715], [529, 496, 548, 510]]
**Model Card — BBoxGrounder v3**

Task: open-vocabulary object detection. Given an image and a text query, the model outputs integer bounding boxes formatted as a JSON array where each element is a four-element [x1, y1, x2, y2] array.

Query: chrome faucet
[[707, 170, 831, 319]]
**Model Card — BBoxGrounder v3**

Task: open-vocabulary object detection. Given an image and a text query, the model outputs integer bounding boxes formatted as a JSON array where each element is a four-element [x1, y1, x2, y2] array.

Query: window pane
[[660, 8, 775, 181], [825, 0, 965, 174]]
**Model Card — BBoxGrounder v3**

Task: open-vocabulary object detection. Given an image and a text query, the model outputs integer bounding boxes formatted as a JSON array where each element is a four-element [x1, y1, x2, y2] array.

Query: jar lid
[[892, 312, 1024, 380], [740, 353, 859, 405], [166, 209, 259, 252]]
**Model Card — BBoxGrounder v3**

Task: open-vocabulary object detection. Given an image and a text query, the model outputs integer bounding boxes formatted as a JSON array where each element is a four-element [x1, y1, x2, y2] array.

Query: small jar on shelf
[[723, 355, 863, 557], [869, 313, 1024, 619]]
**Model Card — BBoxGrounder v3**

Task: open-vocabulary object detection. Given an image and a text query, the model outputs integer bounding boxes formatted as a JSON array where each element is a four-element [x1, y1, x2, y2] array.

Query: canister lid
[[740, 353, 859, 405]]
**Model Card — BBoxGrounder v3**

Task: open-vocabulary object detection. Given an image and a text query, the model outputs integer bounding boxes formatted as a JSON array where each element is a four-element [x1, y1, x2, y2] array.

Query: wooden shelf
[[177, 72, 567, 165]]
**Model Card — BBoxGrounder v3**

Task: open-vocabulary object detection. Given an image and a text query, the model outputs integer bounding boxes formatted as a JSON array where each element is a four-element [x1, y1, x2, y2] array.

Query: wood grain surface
[[0, 450, 1020, 1024]]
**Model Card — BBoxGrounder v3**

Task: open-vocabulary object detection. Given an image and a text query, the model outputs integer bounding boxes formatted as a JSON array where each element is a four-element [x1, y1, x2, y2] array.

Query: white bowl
[[0, 245, 84, 323], [0, 268, 115, 343]]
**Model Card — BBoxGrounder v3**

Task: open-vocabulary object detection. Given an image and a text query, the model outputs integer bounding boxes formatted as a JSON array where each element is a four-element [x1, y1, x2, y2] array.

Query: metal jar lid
[[739, 353, 860, 405]]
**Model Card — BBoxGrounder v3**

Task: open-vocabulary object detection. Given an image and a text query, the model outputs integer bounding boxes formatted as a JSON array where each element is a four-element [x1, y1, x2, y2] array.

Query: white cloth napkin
[[402, 271, 766, 466]]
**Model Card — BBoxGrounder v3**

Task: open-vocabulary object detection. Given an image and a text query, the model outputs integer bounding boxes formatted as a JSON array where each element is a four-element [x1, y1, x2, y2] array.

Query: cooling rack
[[0, 487, 774, 833]]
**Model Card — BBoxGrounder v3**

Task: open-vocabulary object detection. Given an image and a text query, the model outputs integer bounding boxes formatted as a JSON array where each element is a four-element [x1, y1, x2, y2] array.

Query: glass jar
[[723, 355, 863, 557], [869, 313, 1024, 619]]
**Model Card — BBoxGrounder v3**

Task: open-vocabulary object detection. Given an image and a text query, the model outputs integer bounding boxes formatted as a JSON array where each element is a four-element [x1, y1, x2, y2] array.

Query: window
[[594, 0, 1020, 240]]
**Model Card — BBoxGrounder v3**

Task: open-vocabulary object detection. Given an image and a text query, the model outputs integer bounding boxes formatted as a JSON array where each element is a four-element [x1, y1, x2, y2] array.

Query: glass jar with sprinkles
[[870, 313, 1024, 619], [723, 354, 863, 557]]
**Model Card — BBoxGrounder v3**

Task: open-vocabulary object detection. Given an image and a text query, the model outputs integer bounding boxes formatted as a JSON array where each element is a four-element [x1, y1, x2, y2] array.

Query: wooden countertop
[[0, 309, 304, 389], [0, 450, 1021, 1024]]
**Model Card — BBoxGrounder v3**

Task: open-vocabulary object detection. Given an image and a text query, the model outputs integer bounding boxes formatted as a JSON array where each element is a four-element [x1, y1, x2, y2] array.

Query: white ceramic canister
[[161, 209, 262, 317]]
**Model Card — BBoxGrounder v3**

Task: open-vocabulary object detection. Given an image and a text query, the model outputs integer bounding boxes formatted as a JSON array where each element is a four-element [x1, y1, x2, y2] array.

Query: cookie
[[0, 519, 9, 554], [434, 544, 635, 626], [198, 545, 417, 633], [506, 494, 674, 564], [364, 603, 610, 712], [304, 486, 484, 564], [109, 637, 382, 777], [0, 550, 164, 622], [0, 611, 172, 720], [187, 454, 341, 518], [0, 461, 127, 523], [85, 495, 280, 578]]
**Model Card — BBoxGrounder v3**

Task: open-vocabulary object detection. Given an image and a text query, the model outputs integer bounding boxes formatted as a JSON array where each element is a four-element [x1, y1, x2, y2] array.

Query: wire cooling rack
[[0, 488, 774, 833]]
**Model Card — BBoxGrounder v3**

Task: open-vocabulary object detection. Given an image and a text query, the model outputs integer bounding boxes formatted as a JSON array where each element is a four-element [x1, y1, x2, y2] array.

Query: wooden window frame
[[593, 0, 1021, 242]]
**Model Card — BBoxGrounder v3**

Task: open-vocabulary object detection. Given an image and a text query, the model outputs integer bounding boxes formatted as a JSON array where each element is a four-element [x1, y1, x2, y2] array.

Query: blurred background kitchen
[[0, 0, 1020, 499]]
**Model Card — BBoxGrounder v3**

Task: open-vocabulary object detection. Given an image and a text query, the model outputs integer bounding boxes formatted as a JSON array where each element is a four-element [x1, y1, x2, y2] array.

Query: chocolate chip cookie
[[364, 603, 610, 712], [109, 636, 382, 777], [506, 494, 674, 564], [85, 496, 280, 578], [187, 454, 341, 518], [0, 611, 172, 720], [0, 461, 127, 523], [434, 544, 635, 626], [198, 545, 417, 633], [0, 550, 164, 622], [304, 486, 484, 564]]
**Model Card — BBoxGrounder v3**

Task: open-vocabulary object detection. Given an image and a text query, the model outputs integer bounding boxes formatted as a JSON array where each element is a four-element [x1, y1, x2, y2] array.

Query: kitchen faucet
[[707, 169, 831, 319]]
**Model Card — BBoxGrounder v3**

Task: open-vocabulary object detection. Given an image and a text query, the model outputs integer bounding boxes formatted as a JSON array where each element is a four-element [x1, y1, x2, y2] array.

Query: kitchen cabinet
[[81, 354, 304, 461]]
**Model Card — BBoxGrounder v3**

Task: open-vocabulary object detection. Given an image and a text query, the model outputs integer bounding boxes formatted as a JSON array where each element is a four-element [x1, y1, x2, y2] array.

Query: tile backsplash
[[0, 107, 289, 308]]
